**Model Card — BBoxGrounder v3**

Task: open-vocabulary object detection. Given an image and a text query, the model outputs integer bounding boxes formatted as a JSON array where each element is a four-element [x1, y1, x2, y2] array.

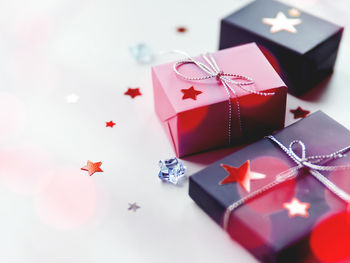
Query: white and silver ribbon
[[223, 135, 350, 230], [173, 50, 275, 144]]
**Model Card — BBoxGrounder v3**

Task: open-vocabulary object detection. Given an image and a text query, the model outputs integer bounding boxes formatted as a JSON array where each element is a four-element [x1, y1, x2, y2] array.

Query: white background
[[0, 0, 350, 262]]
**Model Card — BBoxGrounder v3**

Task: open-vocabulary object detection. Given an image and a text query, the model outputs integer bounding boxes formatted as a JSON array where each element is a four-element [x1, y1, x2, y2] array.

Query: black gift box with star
[[219, 0, 343, 96], [189, 111, 350, 262]]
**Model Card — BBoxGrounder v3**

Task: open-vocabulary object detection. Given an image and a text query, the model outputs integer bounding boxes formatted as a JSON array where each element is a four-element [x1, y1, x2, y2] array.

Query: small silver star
[[128, 202, 140, 212], [263, 12, 302, 34], [66, 94, 79, 103]]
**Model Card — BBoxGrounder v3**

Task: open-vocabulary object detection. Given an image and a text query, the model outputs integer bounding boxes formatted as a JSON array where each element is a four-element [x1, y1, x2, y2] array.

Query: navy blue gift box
[[219, 0, 344, 96], [189, 111, 350, 262]]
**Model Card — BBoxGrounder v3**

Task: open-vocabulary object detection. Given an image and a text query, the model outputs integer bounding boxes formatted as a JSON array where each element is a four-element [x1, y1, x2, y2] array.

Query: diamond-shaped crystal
[[158, 157, 187, 185], [129, 43, 154, 64]]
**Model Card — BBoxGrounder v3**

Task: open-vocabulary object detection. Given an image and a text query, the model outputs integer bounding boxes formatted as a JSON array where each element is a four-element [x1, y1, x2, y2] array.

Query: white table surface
[[0, 0, 350, 262]]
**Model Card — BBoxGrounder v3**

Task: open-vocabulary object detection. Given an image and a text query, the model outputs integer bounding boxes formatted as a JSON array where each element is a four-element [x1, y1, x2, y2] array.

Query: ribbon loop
[[173, 50, 275, 144]]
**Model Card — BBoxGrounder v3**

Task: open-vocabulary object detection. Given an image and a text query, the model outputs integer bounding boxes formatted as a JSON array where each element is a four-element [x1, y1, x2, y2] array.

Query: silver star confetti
[[128, 202, 140, 212]]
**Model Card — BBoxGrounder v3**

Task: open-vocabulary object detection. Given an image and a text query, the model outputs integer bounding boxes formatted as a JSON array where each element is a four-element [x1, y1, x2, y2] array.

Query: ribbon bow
[[173, 50, 275, 144], [223, 135, 350, 230]]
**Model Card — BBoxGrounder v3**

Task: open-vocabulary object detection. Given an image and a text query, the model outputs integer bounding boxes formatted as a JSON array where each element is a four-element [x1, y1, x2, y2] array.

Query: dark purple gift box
[[189, 111, 350, 262], [219, 0, 344, 96]]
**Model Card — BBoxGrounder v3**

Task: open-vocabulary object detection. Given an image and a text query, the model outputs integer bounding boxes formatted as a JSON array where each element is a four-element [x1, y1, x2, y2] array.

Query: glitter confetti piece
[[81, 161, 103, 176], [66, 94, 79, 103], [106, 121, 116, 128], [129, 43, 154, 64], [124, 87, 142, 99], [128, 202, 140, 212], [290, 106, 310, 119], [176, 26, 188, 33]]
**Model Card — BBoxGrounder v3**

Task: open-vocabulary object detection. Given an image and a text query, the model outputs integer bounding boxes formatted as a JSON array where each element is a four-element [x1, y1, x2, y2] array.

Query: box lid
[[223, 0, 343, 55], [152, 43, 286, 122]]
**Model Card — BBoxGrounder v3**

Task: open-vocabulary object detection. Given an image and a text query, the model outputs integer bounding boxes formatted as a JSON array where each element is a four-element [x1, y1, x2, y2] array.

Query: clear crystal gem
[[129, 43, 154, 64], [158, 157, 187, 185]]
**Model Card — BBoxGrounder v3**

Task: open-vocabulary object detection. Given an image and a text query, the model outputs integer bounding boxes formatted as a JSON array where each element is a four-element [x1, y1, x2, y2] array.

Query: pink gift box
[[152, 43, 287, 157]]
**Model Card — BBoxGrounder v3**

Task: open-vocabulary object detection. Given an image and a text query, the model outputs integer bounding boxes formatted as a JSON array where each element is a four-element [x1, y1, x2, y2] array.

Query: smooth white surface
[[0, 0, 349, 262]]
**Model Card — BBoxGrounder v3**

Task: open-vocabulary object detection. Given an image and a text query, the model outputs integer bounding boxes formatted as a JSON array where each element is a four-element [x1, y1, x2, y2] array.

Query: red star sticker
[[124, 88, 142, 99], [177, 26, 187, 33], [283, 197, 310, 218], [181, 86, 202, 100], [81, 161, 103, 176], [290, 107, 310, 119], [106, 121, 116, 128], [220, 160, 266, 192]]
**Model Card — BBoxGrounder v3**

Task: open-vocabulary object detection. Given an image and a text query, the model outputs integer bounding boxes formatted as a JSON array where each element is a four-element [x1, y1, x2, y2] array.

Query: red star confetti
[[124, 87, 142, 99], [181, 86, 202, 100], [81, 161, 103, 176], [290, 106, 310, 119], [128, 202, 140, 212], [177, 26, 187, 33], [106, 121, 116, 128], [220, 160, 266, 192], [283, 197, 310, 218]]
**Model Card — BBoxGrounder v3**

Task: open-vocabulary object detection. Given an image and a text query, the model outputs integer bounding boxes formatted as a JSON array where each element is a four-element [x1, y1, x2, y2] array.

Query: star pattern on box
[[66, 93, 79, 103], [181, 86, 202, 100], [220, 160, 266, 192], [263, 12, 301, 33], [124, 87, 142, 99], [81, 161, 103, 176], [290, 106, 310, 119], [106, 121, 116, 128], [283, 197, 310, 218], [128, 202, 140, 212]]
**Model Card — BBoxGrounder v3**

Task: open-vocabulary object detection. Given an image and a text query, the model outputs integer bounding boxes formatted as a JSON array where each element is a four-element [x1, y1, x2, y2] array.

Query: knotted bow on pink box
[[152, 43, 287, 157]]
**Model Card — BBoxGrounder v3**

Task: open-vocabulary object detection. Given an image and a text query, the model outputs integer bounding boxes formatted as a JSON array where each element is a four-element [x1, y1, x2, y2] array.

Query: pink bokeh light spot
[[0, 143, 53, 195], [35, 168, 97, 229], [238, 156, 296, 214], [0, 92, 26, 142]]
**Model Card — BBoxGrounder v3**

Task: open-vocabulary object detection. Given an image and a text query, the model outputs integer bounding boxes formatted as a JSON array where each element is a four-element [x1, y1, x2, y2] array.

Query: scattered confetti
[[290, 106, 310, 119], [288, 8, 301, 17], [129, 43, 154, 64], [81, 161, 103, 176], [220, 160, 266, 193], [158, 157, 187, 185], [128, 202, 140, 212], [181, 86, 202, 100], [283, 197, 310, 218], [176, 26, 187, 33], [66, 94, 79, 103], [124, 87, 142, 99], [262, 12, 301, 33], [106, 121, 116, 128]]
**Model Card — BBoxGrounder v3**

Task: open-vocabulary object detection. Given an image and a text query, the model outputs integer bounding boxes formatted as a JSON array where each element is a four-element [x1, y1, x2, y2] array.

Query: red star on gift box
[[81, 161, 103, 176], [220, 160, 266, 192], [106, 121, 116, 128], [290, 106, 310, 119], [181, 86, 202, 100], [283, 197, 310, 218], [124, 87, 142, 99]]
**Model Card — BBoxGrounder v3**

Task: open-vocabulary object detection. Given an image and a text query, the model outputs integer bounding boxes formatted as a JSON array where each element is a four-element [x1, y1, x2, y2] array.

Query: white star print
[[283, 197, 310, 218], [263, 12, 302, 33], [66, 94, 79, 103]]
